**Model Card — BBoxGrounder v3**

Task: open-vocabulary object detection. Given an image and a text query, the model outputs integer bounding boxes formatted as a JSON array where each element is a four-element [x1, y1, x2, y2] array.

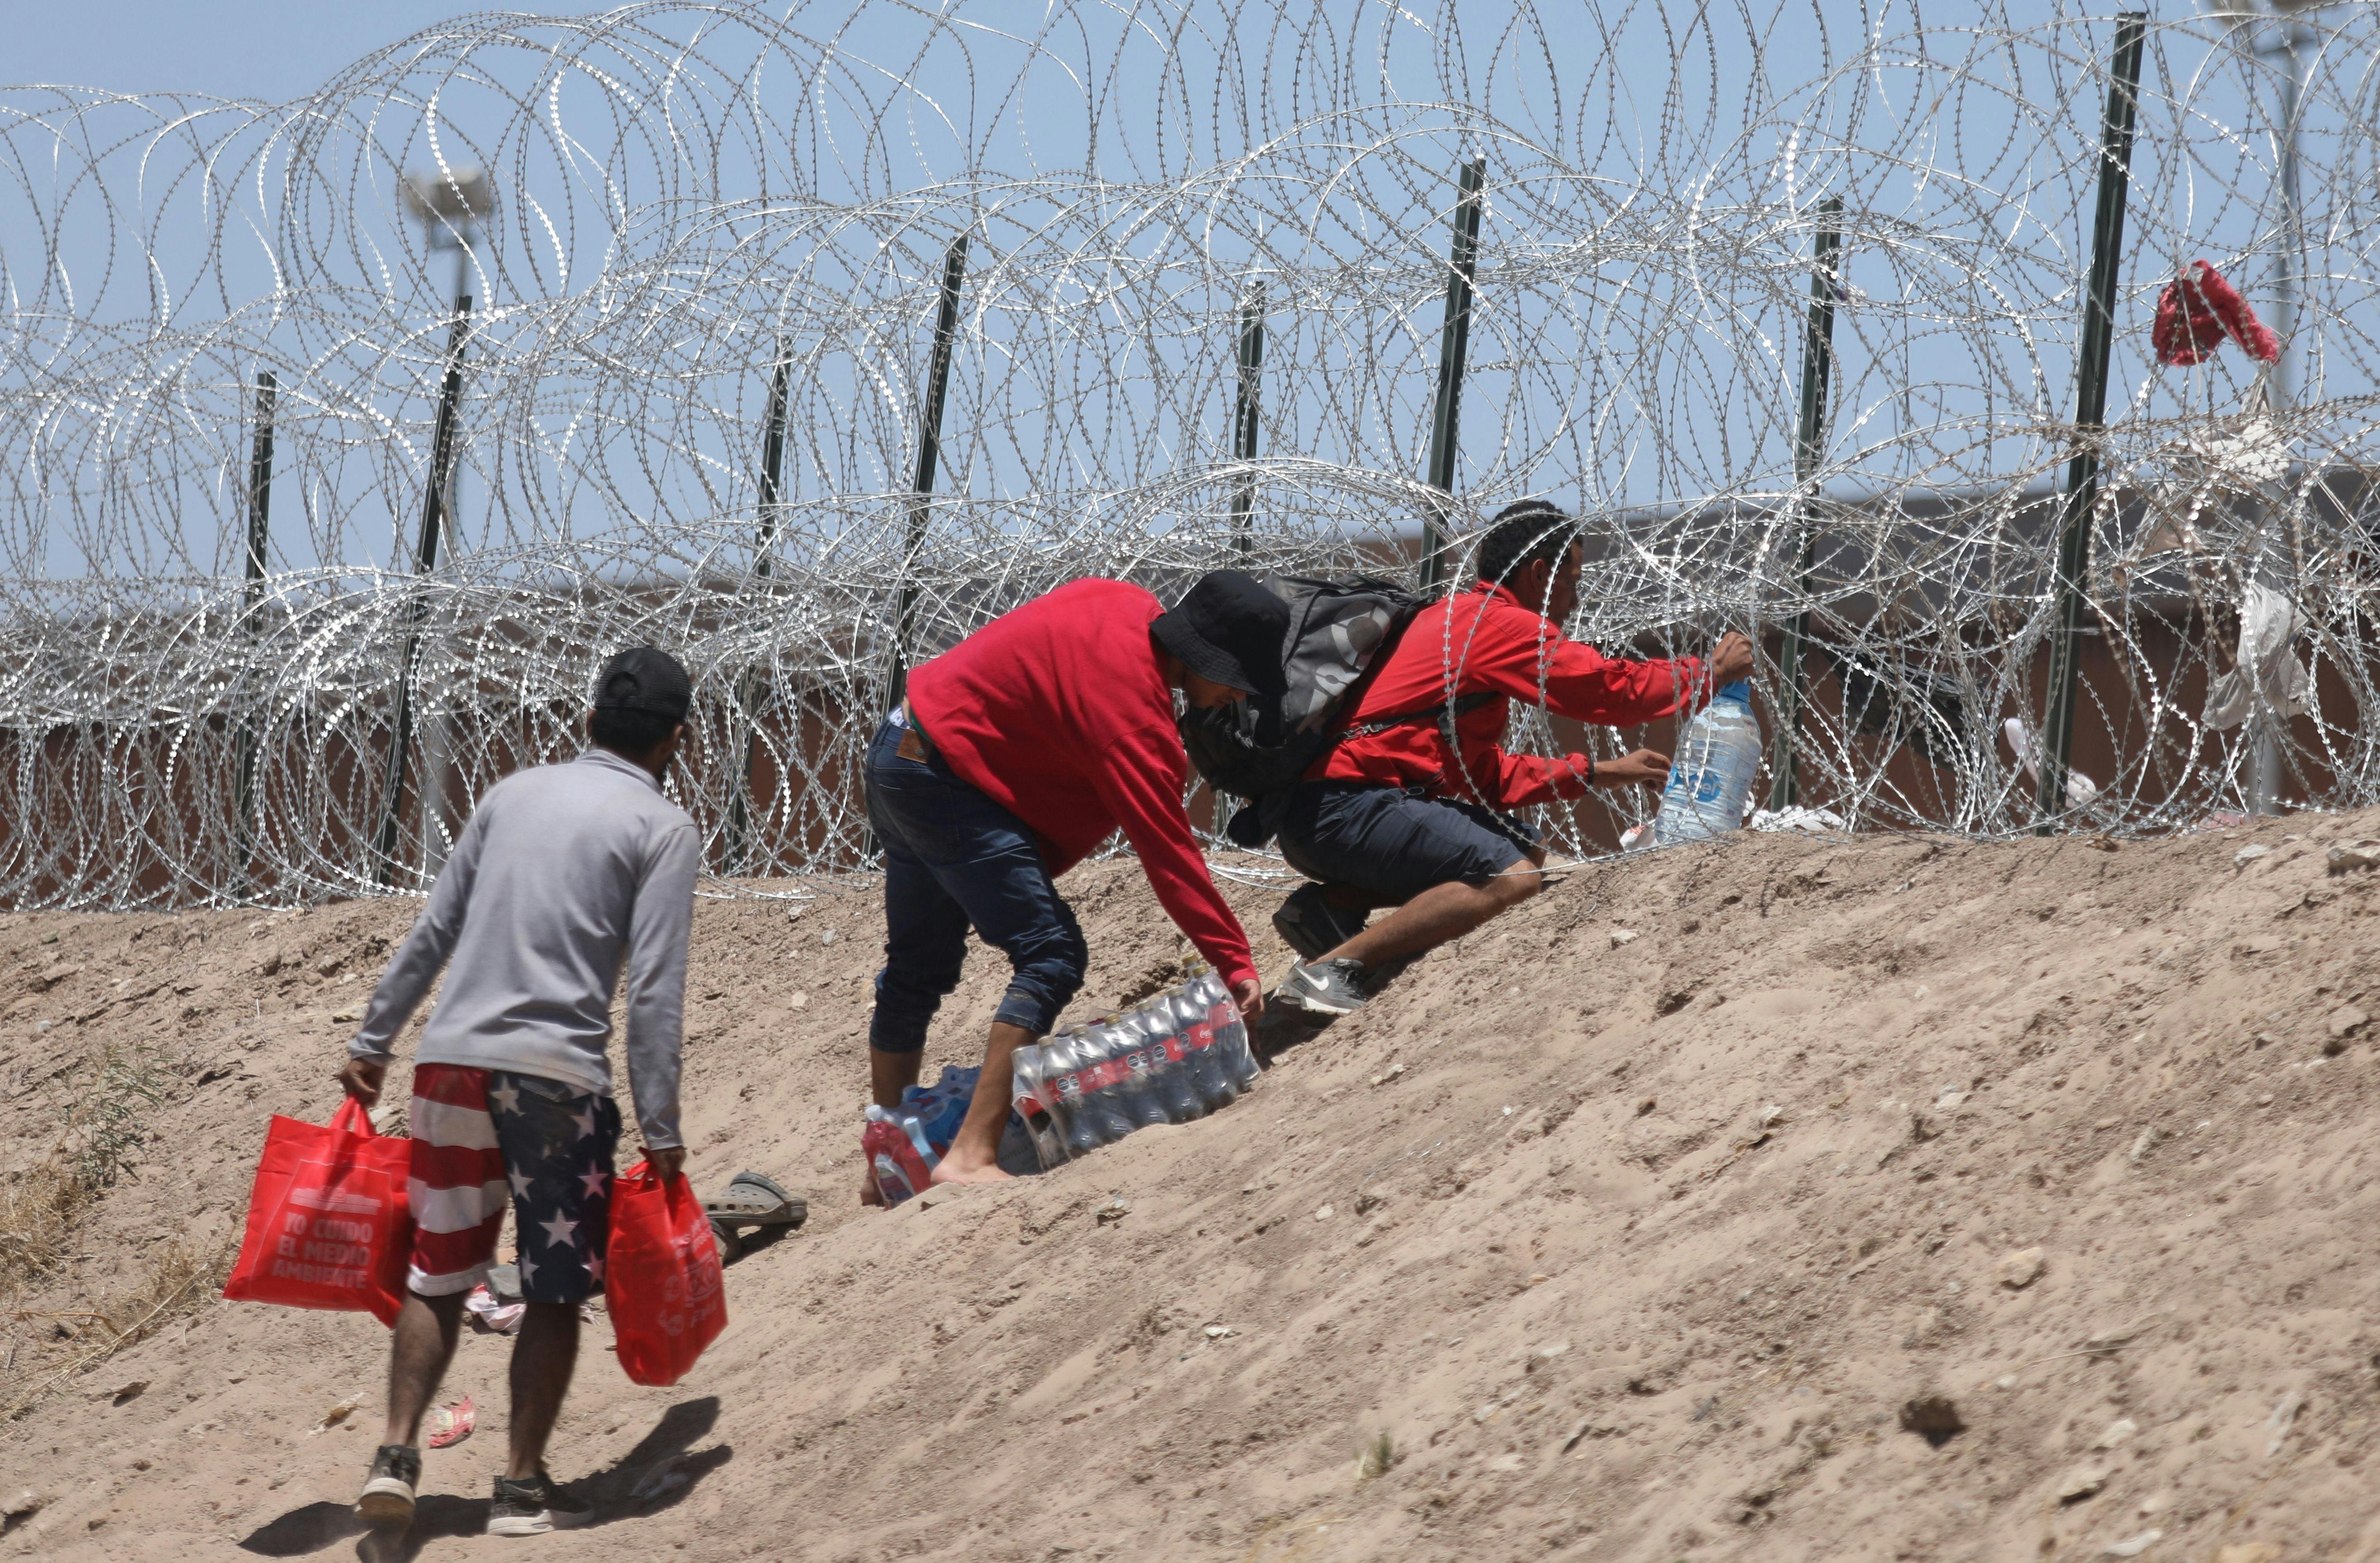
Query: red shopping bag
[[223, 1099, 413, 1327], [607, 1161, 727, 1387]]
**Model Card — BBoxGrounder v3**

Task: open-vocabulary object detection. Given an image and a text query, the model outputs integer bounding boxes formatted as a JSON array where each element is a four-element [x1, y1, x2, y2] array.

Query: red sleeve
[[1437, 595, 1704, 724], [1481, 746, 1596, 808], [1541, 639, 1706, 726], [1087, 722, 1260, 994], [1439, 598, 1710, 808]]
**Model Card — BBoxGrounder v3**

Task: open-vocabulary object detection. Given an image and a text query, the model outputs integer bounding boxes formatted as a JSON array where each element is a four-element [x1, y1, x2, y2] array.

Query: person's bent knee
[[1489, 857, 1547, 905], [994, 929, 1087, 1037], [870, 964, 958, 1053]]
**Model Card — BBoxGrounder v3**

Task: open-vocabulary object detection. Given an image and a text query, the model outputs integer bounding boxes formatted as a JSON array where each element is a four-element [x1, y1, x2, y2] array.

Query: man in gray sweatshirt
[[335, 646, 700, 1538]]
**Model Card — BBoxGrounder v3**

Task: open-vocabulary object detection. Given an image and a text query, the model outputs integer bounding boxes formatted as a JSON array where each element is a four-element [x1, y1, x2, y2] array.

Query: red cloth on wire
[[2153, 260, 2281, 366]]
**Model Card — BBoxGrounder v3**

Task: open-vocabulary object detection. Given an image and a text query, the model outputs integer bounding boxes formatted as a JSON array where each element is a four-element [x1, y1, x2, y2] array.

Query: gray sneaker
[[1271, 884, 1367, 961], [356, 1444, 421, 1527], [1281, 958, 1371, 1015], [486, 1472, 593, 1537]]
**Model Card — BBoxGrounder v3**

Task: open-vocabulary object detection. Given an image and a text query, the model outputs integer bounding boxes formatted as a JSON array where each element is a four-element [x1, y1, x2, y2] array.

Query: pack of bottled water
[[1652, 680, 1764, 846], [1007, 962, 1259, 1170], [862, 1064, 981, 1205]]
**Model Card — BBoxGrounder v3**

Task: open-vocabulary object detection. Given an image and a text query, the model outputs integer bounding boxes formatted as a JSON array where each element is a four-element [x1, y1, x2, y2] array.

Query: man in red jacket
[[865, 572, 1284, 1191], [1274, 501, 1754, 1015]]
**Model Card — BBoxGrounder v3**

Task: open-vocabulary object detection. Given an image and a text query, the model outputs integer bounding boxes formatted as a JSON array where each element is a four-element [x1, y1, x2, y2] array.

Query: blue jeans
[[863, 716, 1087, 1051]]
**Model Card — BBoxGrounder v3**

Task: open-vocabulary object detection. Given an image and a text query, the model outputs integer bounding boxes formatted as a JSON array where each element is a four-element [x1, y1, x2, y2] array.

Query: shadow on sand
[[238, 1396, 730, 1561]]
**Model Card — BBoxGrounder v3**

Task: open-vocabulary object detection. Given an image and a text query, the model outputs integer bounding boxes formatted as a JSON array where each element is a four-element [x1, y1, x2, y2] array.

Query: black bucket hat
[[593, 646, 692, 723], [1151, 570, 1290, 698]]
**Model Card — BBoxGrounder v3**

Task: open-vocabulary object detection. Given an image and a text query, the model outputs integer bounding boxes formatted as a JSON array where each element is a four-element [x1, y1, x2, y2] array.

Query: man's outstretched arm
[[1092, 723, 1264, 1016]]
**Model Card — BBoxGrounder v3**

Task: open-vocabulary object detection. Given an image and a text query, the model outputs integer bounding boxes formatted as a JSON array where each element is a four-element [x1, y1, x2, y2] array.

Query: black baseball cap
[[592, 646, 692, 723], [1151, 570, 1290, 697]]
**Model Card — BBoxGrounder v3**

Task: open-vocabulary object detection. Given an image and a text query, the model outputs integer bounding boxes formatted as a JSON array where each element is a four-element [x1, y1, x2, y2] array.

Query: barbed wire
[[1, 1, 2376, 907]]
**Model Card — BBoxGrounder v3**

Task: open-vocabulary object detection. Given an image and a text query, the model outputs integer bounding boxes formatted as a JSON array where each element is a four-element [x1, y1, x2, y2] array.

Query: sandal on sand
[[703, 1171, 806, 1260]]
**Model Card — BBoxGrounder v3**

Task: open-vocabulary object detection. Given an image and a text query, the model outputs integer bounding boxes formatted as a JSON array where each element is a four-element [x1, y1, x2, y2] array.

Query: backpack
[[1178, 574, 1491, 847]]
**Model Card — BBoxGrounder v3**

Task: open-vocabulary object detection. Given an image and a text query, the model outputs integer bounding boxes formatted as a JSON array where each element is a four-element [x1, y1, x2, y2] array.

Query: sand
[[3, 812, 2378, 1562]]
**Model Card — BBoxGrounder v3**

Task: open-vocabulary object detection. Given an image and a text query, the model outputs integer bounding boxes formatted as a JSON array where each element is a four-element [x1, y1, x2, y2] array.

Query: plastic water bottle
[[1653, 681, 1763, 846], [1193, 968, 1260, 1089], [1008, 1041, 1070, 1171], [1104, 1012, 1172, 1130], [1133, 998, 1205, 1123], [1074, 1020, 1141, 1144], [1170, 974, 1238, 1112], [1050, 1025, 1128, 1152], [862, 1105, 933, 1204]]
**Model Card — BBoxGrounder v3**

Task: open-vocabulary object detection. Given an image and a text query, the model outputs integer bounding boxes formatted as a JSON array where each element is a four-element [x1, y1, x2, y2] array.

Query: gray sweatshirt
[[347, 748, 700, 1149]]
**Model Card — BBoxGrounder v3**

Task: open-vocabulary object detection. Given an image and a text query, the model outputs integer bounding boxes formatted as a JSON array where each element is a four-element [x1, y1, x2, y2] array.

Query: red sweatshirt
[[906, 578, 1258, 993], [1313, 583, 1706, 809]]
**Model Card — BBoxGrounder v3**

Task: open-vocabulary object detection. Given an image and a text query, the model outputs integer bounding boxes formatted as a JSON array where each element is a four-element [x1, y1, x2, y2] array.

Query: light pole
[[397, 164, 494, 875], [402, 164, 494, 328]]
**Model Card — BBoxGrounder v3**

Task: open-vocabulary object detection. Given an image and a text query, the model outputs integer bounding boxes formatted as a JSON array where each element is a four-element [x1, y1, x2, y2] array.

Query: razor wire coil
[[2, 1, 2378, 907]]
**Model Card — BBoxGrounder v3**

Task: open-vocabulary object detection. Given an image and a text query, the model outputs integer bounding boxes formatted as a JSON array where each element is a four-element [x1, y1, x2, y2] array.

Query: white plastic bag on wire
[[2203, 583, 2309, 732]]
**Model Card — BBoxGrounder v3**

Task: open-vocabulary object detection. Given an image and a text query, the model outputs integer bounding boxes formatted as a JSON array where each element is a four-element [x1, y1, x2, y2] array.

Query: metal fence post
[[889, 235, 969, 708], [724, 347, 791, 875], [1421, 155, 1487, 590], [373, 297, 474, 883], [2036, 13, 2146, 832], [1765, 198, 1845, 812], [1231, 282, 1265, 555], [233, 370, 277, 895]]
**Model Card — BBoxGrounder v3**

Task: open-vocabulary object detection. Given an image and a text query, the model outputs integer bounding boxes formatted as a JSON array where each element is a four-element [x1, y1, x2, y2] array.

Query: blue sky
[[9, 3, 583, 100], [1, 4, 2365, 586]]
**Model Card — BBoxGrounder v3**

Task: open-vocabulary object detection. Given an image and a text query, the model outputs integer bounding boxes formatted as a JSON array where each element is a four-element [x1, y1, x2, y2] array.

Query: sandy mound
[[5, 813, 2380, 1562]]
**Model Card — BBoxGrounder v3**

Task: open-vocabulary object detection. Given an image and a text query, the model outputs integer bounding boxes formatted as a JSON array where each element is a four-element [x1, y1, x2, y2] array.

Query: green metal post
[[1765, 199, 1845, 812], [724, 347, 791, 876], [890, 235, 969, 707], [1421, 156, 1487, 590], [2036, 13, 2146, 831], [1230, 282, 1265, 556], [234, 370, 277, 894]]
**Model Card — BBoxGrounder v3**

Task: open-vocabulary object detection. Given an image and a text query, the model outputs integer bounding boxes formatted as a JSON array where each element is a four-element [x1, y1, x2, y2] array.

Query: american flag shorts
[[405, 1063, 620, 1304]]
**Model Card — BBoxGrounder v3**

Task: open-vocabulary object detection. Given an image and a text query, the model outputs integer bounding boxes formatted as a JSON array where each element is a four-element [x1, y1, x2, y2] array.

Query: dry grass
[[0, 1046, 162, 1306], [0, 1235, 235, 1423], [0, 1046, 227, 1423]]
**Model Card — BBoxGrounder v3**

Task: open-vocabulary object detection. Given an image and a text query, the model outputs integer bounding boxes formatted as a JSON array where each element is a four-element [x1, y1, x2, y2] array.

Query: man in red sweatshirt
[[1274, 500, 1753, 1015], [865, 571, 1284, 1190]]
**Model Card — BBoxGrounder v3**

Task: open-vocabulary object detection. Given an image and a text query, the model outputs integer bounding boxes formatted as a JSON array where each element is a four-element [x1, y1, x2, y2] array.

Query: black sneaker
[[486, 1472, 594, 1537], [355, 1444, 421, 1527], [1271, 884, 1366, 961], [1281, 958, 1372, 1015]]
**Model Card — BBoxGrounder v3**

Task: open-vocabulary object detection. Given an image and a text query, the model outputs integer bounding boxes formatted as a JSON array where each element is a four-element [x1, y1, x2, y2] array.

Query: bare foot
[[928, 1151, 1014, 1187]]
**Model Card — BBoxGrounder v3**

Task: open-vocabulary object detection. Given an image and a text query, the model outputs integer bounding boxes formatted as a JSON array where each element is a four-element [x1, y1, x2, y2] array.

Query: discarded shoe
[[1280, 958, 1372, 1016], [355, 1443, 421, 1527], [1271, 884, 1366, 961], [703, 1170, 806, 1262]]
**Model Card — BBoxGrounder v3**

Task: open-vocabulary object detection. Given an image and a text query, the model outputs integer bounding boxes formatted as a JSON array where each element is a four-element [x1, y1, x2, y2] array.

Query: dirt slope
[[4, 813, 2380, 1563]]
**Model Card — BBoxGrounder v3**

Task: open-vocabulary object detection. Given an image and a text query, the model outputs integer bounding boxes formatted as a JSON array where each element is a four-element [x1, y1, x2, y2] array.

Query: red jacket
[[906, 578, 1258, 993], [1312, 583, 1705, 809]]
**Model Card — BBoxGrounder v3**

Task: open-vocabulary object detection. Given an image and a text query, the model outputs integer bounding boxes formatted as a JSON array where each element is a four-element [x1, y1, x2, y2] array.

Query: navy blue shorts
[[1274, 781, 1540, 904]]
